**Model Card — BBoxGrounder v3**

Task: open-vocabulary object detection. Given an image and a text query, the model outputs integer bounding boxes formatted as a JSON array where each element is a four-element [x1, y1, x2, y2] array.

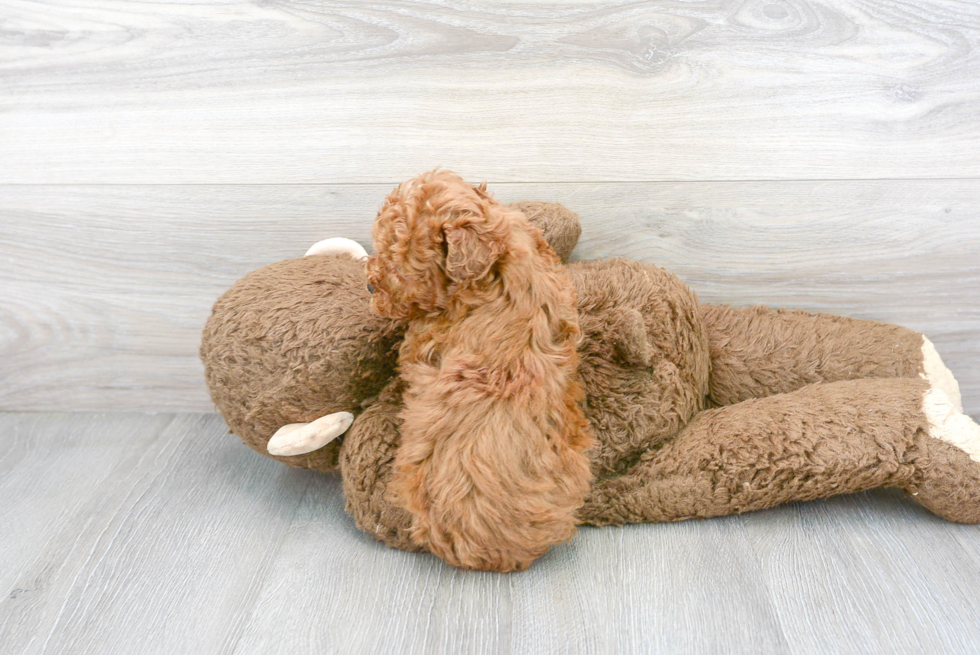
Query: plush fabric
[[701, 304, 923, 406], [583, 377, 931, 524], [508, 201, 581, 264], [200, 199, 980, 570], [201, 254, 404, 471]]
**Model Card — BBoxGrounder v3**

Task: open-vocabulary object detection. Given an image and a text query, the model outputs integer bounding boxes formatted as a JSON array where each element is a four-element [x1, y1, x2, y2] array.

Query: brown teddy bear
[[201, 196, 980, 571]]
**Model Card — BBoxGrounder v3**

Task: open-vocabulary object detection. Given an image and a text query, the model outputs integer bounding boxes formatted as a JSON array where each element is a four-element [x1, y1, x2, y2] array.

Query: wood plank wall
[[1, 1, 978, 414]]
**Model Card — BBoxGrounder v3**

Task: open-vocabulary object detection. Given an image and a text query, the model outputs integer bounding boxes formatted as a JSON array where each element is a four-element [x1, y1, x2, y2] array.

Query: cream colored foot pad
[[921, 336, 963, 413], [923, 388, 980, 464], [267, 411, 355, 456]]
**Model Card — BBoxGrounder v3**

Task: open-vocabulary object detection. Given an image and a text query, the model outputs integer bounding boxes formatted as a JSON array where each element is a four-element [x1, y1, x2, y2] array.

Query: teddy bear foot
[[909, 388, 980, 523], [267, 411, 355, 456], [921, 337, 963, 413]]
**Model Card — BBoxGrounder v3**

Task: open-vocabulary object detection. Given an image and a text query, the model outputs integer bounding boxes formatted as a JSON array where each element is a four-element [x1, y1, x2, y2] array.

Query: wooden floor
[[2, 412, 980, 655]]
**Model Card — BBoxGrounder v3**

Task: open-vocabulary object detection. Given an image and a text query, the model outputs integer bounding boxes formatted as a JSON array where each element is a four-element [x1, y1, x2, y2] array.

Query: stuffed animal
[[201, 195, 980, 571]]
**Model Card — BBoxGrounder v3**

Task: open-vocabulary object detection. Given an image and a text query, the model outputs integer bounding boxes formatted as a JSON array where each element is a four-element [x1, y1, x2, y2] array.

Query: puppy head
[[366, 170, 509, 319]]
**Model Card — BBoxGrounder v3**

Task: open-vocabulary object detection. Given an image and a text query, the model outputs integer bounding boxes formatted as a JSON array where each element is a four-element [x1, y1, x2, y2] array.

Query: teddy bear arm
[[339, 380, 422, 552], [578, 377, 980, 526], [700, 304, 960, 409], [506, 201, 581, 263]]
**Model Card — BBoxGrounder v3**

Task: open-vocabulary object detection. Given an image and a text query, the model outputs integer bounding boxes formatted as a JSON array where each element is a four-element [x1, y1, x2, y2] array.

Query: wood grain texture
[[0, 413, 312, 655], [234, 475, 789, 655], [743, 491, 980, 653], [3, 412, 980, 654], [0, 413, 171, 599], [1, 0, 978, 183], [2, 181, 978, 414]]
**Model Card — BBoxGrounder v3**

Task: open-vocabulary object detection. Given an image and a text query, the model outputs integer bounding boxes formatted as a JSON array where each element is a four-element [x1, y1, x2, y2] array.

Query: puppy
[[366, 170, 594, 572]]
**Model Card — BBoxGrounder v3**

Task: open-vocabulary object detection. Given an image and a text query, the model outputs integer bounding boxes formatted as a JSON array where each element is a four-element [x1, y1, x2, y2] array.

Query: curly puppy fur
[[366, 170, 595, 572]]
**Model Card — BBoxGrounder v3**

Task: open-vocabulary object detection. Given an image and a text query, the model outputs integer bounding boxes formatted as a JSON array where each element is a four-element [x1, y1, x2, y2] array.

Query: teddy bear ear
[[443, 224, 503, 284], [610, 307, 653, 367]]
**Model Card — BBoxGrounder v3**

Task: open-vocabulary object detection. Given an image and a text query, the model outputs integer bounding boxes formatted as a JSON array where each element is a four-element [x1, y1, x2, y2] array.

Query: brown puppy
[[366, 170, 594, 571]]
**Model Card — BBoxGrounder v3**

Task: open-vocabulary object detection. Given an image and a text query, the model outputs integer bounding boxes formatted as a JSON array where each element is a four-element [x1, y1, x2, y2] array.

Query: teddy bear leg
[[909, 388, 980, 522], [337, 380, 422, 552], [579, 377, 980, 526], [701, 304, 961, 411]]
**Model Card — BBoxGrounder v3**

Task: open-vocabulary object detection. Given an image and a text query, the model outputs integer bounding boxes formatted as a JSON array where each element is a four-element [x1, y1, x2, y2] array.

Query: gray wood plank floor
[[3, 412, 980, 655]]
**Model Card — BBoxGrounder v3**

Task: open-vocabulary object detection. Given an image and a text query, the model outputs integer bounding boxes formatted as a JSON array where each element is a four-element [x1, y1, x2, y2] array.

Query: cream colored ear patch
[[267, 411, 355, 456], [921, 336, 963, 413], [305, 237, 368, 260], [923, 388, 980, 464]]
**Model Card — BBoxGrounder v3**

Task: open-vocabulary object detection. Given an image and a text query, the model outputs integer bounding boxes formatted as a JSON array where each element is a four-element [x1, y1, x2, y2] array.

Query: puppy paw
[[267, 411, 355, 456], [305, 237, 368, 260], [921, 336, 963, 413]]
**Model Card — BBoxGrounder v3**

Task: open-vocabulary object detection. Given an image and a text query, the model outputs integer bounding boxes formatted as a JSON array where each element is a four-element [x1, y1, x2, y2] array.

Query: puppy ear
[[443, 224, 502, 284]]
